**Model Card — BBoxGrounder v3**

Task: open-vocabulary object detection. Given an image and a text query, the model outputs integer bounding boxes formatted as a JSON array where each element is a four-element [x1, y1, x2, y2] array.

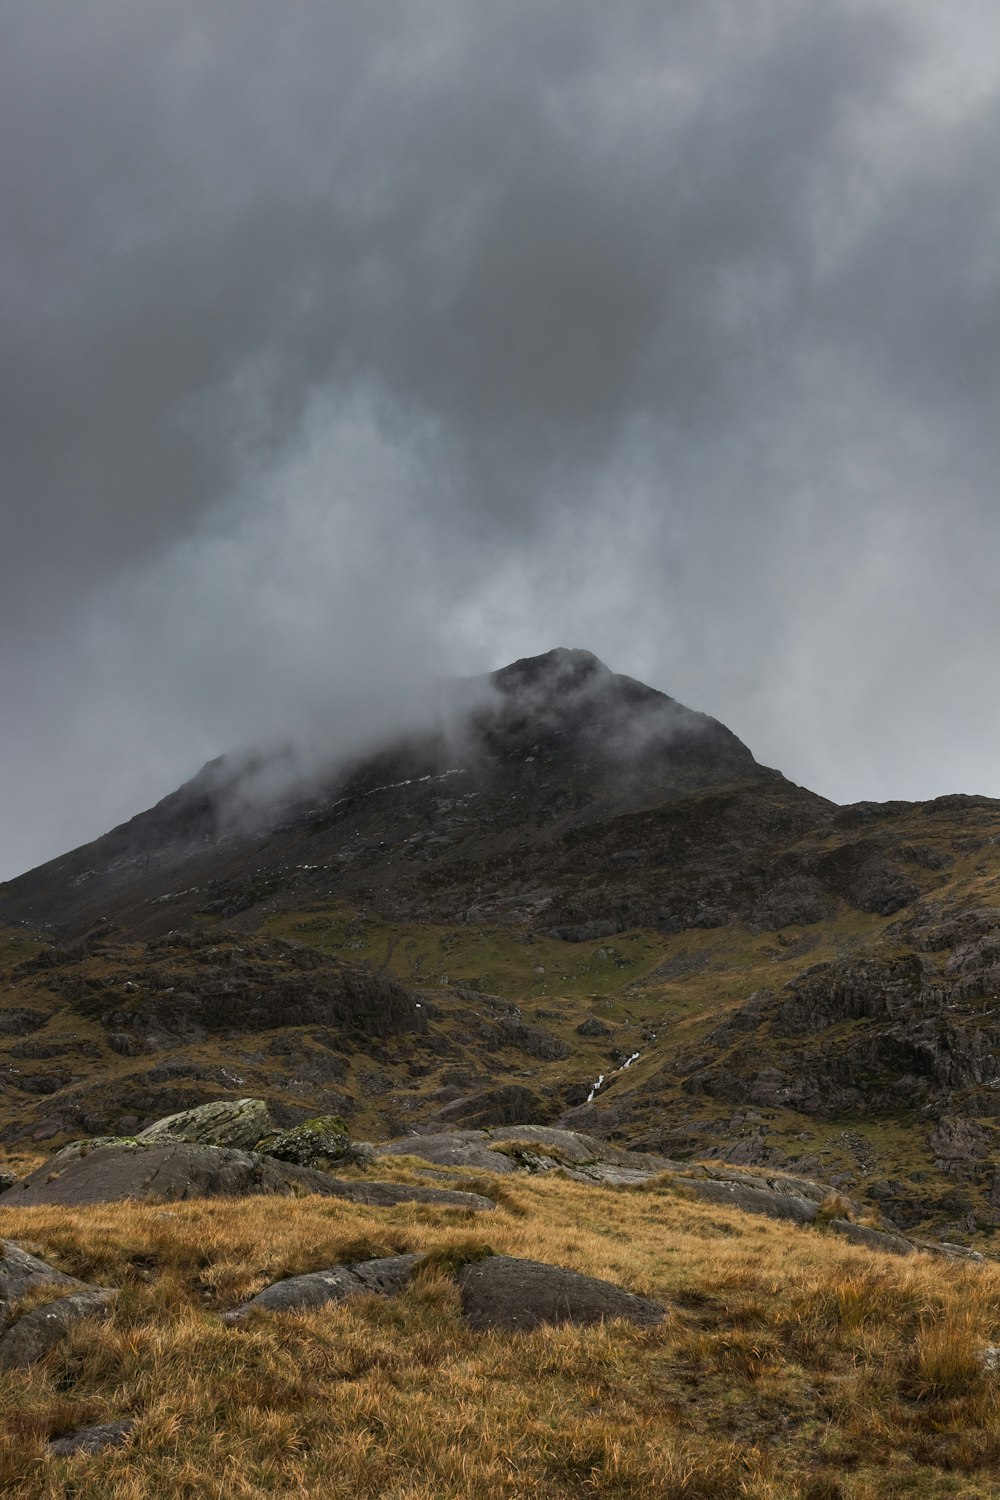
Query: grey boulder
[[3, 1141, 495, 1211], [0, 1287, 116, 1370], [224, 1254, 421, 1324], [49, 1420, 134, 1457], [137, 1097, 274, 1150], [828, 1219, 914, 1257], [458, 1255, 665, 1332], [1, 1239, 81, 1316]]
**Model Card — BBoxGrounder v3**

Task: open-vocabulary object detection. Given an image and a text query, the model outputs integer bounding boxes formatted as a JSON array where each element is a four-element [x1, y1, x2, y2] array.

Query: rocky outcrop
[[457, 1256, 665, 1332], [0, 1240, 117, 1371], [137, 1097, 274, 1150], [828, 1220, 914, 1257], [256, 1115, 366, 1170], [225, 1248, 665, 1334], [670, 1174, 820, 1226], [224, 1254, 421, 1325], [1, 1141, 495, 1211], [433, 1085, 556, 1128], [1, 1239, 80, 1309], [0, 1287, 116, 1370]]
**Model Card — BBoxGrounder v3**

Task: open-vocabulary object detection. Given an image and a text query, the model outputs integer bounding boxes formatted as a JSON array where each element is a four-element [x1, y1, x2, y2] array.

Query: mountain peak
[[491, 647, 609, 694]]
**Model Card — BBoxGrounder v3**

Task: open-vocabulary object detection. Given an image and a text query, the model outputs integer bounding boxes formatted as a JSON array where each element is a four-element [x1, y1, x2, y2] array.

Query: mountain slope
[[3, 649, 1000, 1244]]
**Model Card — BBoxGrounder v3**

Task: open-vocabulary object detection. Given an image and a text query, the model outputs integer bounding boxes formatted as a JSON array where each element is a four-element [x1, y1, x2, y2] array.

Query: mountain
[[2, 647, 1000, 1244]]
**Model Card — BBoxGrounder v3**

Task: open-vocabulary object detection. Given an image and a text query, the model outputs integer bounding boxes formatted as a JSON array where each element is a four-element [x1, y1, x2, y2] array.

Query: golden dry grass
[[1, 1173, 999, 1498]]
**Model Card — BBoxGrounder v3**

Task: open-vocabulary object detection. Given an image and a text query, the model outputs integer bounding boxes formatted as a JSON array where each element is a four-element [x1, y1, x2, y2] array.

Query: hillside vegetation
[[2, 1166, 1000, 1498]]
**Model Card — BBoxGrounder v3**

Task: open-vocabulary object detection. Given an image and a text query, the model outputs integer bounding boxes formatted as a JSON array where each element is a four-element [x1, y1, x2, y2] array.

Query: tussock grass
[[2, 1176, 1000, 1497]]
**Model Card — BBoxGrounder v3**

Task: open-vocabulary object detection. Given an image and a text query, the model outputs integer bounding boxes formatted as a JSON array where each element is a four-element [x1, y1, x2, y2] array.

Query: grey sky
[[2, 0, 999, 879]]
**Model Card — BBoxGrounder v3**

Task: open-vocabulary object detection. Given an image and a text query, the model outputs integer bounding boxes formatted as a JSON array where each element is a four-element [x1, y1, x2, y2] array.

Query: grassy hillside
[[2, 1166, 999, 1497]]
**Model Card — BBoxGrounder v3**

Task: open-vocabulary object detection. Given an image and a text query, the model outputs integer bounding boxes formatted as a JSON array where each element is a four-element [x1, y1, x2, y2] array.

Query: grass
[[2, 1172, 1000, 1497]]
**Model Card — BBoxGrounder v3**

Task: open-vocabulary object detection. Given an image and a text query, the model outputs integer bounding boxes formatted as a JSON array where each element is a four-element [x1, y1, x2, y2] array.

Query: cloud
[[2, 0, 1000, 876]]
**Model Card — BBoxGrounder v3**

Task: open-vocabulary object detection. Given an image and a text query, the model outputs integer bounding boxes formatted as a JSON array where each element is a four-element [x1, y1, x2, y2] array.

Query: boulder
[[575, 1018, 613, 1037], [1, 1239, 81, 1317], [458, 1256, 665, 1332], [377, 1132, 520, 1173], [49, 1420, 134, 1457], [224, 1254, 420, 1325], [670, 1176, 820, 1225], [137, 1098, 273, 1150], [0, 1287, 116, 1370], [256, 1115, 353, 1169], [3, 1141, 495, 1211], [376, 1126, 678, 1178], [828, 1219, 914, 1256]]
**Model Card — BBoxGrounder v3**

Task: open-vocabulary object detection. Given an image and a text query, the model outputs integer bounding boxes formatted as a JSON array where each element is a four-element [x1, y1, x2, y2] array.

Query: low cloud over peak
[[3, 1, 1000, 877]]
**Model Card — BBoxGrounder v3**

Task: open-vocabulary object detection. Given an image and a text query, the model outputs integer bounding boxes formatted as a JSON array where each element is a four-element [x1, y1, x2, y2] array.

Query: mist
[[3, 0, 1000, 879]]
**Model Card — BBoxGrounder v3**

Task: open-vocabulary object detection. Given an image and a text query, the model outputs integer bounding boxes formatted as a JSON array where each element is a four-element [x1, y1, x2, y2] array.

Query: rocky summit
[[2, 648, 1000, 1246]]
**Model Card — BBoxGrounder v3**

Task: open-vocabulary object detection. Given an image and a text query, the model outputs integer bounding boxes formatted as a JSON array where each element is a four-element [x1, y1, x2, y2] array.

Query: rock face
[[457, 1256, 665, 1332], [377, 1125, 678, 1180], [2, 1141, 495, 1211], [137, 1097, 274, 1150], [224, 1255, 421, 1325], [377, 1132, 521, 1173]]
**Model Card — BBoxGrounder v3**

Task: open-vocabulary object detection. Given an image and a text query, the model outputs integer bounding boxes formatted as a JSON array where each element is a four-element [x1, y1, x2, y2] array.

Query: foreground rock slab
[[0, 1287, 116, 1370], [1, 1239, 81, 1311], [49, 1420, 135, 1458], [458, 1255, 665, 1332], [1, 1142, 495, 1211], [224, 1254, 421, 1325]]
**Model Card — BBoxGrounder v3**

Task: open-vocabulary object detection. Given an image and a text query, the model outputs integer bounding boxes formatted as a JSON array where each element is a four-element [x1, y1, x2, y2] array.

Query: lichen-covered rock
[[458, 1256, 665, 1332], [256, 1115, 353, 1169], [137, 1097, 274, 1150]]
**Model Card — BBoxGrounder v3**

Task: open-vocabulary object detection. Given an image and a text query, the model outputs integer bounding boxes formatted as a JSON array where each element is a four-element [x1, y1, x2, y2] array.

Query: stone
[[458, 1255, 665, 1332], [0, 1287, 116, 1370], [377, 1132, 520, 1173], [0, 1171, 16, 1192], [928, 1116, 991, 1163], [575, 1017, 612, 1037], [434, 1085, 554, 1128], [0, 1239, 81, 1319], [256, 1115, 352, 1169], [670, 1176, 820, 1226], [827, 1219, 915, 1257], [137, 1098, 273, 1150], [224, 1254, 420, 1325], [49, 1420, 134, 1457], [7, 1141, 495, 1211]]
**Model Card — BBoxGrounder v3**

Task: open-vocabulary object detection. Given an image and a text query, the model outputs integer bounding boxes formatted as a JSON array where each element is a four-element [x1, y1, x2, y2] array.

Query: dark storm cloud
[[2, 1, 1000, 877]]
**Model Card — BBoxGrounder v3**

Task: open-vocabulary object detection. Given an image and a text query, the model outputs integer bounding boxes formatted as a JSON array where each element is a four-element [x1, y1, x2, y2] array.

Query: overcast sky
[[2, 0, 1000, 879]]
